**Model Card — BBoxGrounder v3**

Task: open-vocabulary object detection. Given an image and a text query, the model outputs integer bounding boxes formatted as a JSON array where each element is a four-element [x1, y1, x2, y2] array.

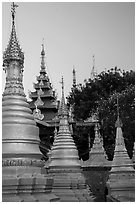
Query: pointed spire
[[90, 55, 97, 80], [115, 94, 123, 128], [3, 3, 24, 68], [58, 76, 68, 117], [72, 66, 76, 89], [40, 40, 47, 72]]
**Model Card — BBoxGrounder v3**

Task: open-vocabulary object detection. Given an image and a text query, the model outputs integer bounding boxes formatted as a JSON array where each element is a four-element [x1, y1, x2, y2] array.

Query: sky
[[2, 2, 135, 100]]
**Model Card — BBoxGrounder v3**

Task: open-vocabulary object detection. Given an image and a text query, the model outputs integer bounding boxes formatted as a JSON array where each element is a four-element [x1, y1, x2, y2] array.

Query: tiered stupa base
[[107, 168, 135, 202], [82, 152, 111, 167], [3, 170, 59, 202], [48, 168, 95, 202]]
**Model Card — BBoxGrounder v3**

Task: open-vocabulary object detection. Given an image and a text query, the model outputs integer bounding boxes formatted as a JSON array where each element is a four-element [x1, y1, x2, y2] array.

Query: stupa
[[82, 116, 110, 167], [2, 3, 59, 202], [106, 114, 135, 202], [47, 77, 95, 202]]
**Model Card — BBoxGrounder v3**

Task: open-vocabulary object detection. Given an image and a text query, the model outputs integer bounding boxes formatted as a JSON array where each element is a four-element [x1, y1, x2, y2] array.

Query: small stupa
[[2, 3, 59, 202], [106, 97, 135, 202], [82, 115, 109, 167], [48, 77, 95, 202]]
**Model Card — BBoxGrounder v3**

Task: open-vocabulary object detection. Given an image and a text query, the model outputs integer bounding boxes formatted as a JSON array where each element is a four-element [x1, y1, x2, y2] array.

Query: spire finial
[[73, 66, 76, 88], [40, 40, 46, 70], [93, 54, 95, 68], [42, 38, 44, 45], [58, 76, 68, 117], [91, 54, 96, 79], [11, 2, 18, 24], [42, 38, 44, 51], [3, 2, 24, 68], [115, 93, 123, 128], [116, 94, 120, 118], [61, 76, 64, 98]]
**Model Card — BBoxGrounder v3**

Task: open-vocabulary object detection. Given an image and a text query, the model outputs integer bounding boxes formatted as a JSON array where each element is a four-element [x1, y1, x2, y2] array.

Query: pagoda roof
[[76, 121, 94, 126], [29, 91, 55, 99], [37, 75, 50, 81], [36, 118, 59, 127], [29, 104, 58, 110], [33, 83, 51, 89]]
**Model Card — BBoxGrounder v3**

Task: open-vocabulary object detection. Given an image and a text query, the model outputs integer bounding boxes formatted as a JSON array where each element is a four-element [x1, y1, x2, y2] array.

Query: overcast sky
[[2, 2, 135, 100]]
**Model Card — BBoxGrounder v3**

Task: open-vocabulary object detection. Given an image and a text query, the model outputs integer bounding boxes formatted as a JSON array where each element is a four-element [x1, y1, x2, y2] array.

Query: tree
[[67, 68, 135, 160]]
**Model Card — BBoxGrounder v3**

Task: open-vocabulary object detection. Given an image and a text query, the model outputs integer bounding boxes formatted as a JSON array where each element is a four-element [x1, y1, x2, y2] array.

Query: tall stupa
[[48, 77, 95, 202], [2, 3, 59, 202]]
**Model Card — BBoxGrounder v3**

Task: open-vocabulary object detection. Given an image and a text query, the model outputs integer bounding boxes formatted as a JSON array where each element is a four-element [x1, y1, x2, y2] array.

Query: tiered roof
[[29, 43, 58, 110]]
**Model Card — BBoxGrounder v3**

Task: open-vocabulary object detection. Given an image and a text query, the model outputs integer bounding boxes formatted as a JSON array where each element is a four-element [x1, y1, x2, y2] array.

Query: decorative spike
[[58, 76, 68, 117], [72, 66, 76, 88], [90, 54, 97, 80], [116, 94, 120, 118], [40, 41, 46, 72]]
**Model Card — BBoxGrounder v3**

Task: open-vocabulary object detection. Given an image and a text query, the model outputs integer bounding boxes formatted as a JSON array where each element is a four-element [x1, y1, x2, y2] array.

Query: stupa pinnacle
[[40, 40, 47, 71], [3, 3, 24, 69]]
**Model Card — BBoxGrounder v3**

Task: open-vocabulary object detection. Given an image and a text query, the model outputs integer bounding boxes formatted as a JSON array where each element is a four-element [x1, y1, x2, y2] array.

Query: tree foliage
[[67, 67, 135, 160]]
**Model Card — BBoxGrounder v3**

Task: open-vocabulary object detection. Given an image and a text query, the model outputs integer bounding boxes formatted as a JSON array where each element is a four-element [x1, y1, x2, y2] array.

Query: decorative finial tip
[[60, 76, 64, 92], [11, 2, 18, 21], [116, 94, 120, 117], [41, 40, 45, 56], [42, 38, 44, 48], [73, 65, 76, 72]]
